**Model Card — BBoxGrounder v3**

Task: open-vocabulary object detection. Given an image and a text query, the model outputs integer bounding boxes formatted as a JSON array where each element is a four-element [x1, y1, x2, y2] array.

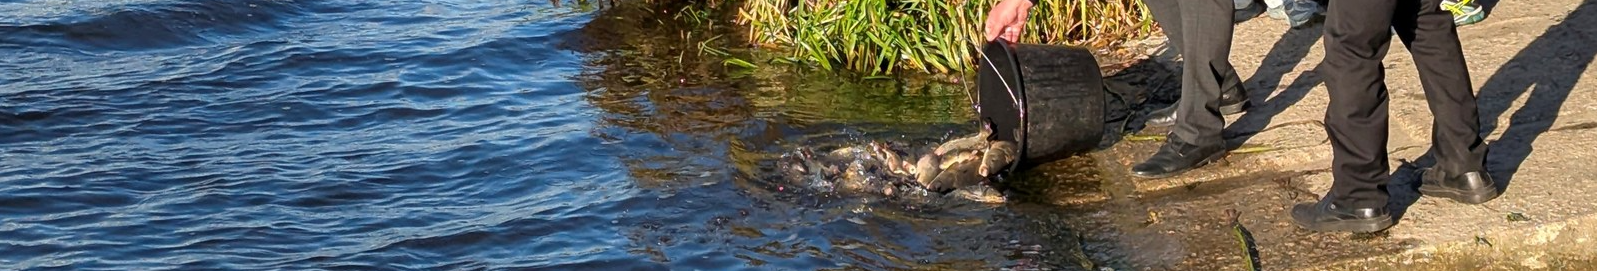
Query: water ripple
[[0, 1, 1088, 270], [0, 0, 310, 51]]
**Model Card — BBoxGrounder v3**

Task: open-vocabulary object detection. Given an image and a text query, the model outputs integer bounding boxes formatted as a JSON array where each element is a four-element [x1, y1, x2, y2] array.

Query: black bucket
[[975, 40, 1105, 172]]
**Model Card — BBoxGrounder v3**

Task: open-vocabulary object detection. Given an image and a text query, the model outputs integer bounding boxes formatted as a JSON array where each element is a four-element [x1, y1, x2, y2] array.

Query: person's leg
[[1146, 0, 1186, 55], [1143, 0, 1251, 128], [1397, 0, 1498, 204], [1291, 0, 1398, 232], [1170, 0, 1239, 147], [1322, 0, 1396, 211], [1130, 0, 1236, 178]]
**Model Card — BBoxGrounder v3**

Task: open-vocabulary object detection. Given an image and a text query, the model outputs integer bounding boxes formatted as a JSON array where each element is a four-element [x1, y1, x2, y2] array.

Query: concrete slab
[[1029, 0, 1597, 269]]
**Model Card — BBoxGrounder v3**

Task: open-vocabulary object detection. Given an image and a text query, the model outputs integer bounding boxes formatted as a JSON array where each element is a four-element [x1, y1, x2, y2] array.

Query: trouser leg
[[1322, 0, 1398, 209], [1392, 0, 1489, 177], [1145, 0, 1186, 55], [1147, 0, 1246, 116], [1168, 0, 1238, 144]]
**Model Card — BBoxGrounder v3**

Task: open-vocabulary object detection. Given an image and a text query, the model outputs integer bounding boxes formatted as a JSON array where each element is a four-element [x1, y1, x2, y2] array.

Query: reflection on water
[[569, 1, 1104, 269], [0, 0, 1123, 270]]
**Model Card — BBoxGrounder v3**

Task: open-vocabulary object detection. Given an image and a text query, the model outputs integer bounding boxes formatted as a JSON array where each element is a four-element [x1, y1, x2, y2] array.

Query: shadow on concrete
[[1101, 58, 1183, 141], [1396, 1, 1594, 217], [1222, 24, 1326, 146], [1386, 160, 1426, 222], [1474, 2, 1596, 193], [1112, 22, 1328, 144]]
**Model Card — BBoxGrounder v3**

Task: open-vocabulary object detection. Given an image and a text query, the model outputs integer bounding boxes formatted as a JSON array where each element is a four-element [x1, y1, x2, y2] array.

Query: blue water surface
[[0, 1, 1086, 270]]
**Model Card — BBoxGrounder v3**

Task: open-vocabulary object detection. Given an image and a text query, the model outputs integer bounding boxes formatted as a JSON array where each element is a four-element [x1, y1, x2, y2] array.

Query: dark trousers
[[1144, 0, 1242, 145], [1321, 0, 1488, 208]]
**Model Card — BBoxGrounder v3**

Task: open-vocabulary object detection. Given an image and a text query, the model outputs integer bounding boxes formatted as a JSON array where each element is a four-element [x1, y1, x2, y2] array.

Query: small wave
[[0, 0, 311, 51]]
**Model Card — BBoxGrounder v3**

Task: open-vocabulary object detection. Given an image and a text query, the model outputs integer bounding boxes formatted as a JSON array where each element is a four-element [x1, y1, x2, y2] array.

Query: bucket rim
[[977, 39, 1028, 176]]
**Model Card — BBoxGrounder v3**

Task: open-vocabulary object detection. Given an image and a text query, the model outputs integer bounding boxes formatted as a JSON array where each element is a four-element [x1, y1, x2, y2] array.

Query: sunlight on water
[[0, 1, 1111, 270]]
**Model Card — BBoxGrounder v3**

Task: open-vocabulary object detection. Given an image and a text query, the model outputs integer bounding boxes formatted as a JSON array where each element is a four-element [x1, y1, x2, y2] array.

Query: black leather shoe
[[1418, 168, 1500, 205], [1291, 198, 1394, 233], [1130, 137, 1227, 179], [1145, 86, 1252, 128]]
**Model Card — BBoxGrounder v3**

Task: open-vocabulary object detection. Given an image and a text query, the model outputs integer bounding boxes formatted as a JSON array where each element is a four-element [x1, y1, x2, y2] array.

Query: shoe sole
[[1419, 185, 1500, 205], [1288, 15, 1323, 29], [1455, 12, 1485, 26], [1220, 99, 1251, 115], [1298, 217, 1396, 233], [1129, 151, 1228, 179], [1233, 4, 1266, 23], [1267, 8, 1286, 20]]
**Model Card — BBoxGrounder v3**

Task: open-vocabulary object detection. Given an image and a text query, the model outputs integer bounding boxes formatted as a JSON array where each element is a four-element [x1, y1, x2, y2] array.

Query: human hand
[[983, 0, 1034, 42]]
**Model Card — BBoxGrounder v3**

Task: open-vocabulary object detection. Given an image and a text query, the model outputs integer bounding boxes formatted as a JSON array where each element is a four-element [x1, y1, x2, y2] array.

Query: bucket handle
[[969, 39, 1024, 117]]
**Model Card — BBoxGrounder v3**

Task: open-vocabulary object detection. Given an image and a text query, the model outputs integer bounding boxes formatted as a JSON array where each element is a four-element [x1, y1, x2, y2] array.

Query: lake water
[[0, 1, 1112, 270]]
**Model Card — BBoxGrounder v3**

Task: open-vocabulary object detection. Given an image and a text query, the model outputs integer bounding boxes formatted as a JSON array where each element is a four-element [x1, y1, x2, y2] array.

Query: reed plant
[[736, 0, 1154, 76]]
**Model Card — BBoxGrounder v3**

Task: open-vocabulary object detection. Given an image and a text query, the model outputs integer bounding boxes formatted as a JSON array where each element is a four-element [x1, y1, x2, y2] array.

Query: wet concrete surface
[[1002, 141, 1415, 271], [1002, 0, 1597, 269], [565, 0, 1597, 269]]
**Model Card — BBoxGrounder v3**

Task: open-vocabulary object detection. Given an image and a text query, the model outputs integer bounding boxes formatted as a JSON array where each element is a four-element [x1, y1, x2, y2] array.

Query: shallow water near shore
[[0, 1, 1164, 270]]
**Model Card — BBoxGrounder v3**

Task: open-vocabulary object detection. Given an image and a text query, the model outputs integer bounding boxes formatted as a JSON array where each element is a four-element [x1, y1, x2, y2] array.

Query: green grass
[[736, 0, 1155, 76], [574, 0, 980, 128]]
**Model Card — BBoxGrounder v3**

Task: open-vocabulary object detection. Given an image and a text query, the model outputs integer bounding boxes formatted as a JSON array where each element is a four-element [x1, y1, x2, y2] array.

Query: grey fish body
[[869, 141, 913, 176], [836, 162, 873, 192], [979, 140, 1018, 177], [826, 146, 863, 160], [948, 185, 1006, 204], [925, 158, 982, 192], [938, 150, 981, 170], [778, 132, 1010, 202], [914, 153, 942, 189], [934, 131, 990, 156]]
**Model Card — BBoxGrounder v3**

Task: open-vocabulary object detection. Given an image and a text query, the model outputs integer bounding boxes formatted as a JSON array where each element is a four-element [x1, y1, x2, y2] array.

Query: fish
[[869, 141, 914, 177], [934, 131, 990, 156], [947, 185, 1006, 203], [923, 154, 983, 193], [913, 153, 941, 189], [938, 149, 983, 170], [773, 125, 1016, 203], [836, 162, 873, 192], [935, 119, 1004, 155], [827, 144, 865, 159], [979, 140, 1018, 177]]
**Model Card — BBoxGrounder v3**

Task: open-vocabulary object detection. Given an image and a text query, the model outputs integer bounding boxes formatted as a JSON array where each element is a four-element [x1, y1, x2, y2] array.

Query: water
[[0, 1, 1113, 270]]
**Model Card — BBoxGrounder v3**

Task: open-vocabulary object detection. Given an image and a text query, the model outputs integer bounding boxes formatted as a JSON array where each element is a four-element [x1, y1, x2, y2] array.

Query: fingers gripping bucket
[[977, 40, 1105, 172]]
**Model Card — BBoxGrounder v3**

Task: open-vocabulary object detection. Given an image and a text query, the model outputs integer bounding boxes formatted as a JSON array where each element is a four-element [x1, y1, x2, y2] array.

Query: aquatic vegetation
[[631, 0, 1153, 78], [1228, 209, 1264, 271], [736, 0, 1155, 75]]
